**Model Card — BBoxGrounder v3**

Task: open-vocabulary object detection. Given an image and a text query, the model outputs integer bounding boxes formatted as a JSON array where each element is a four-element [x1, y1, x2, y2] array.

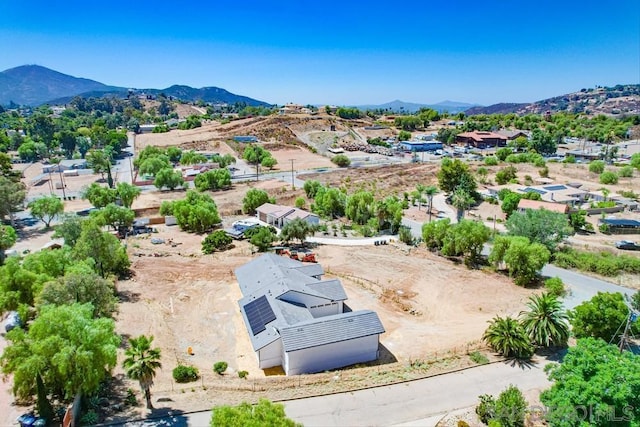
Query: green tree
[[374, 195, 404, 233], [496, 147, 513, 161], [505, 208, 573, 252], [0, 225, 17, 265], [519, 292, 569, 347], [345, 191, 375, 225], [73, 220, 130, 278], [331, 154, 351, 167], [437, 158, 478, 195], [503, 237, 550, 286], [0, 303, 119, 401], [28, 195, 64, 227], [422, 218, 452, 250], [495, 166, 518, 185], [154, 168, 185, 190], [312, 187, 346, 219], [261, 156, 277, 169], [93, 203, 135, 232], [569, 291, 632, 341], [123, 335, 162, 410], [159, 190, 221, 233], [0, 176, 27, 227], [451, 187, 474, 222], [202, 230, 233, 254], [630, 153, 640, 170], [249, 226, 276, 252], [303, 180, 322, 198], [53, 214, 85, 247], [398, 130, 411, 141], [242, 188, 273, 214], [75, 136, 91, 159], [541, 338, 640, 427], [294, 197, 306, 209], [500, 192, 522, 218], [37, 271, 118, 318], [86, 149, 114, 187], [139, 155, 171, 176], [83, 183, 117, 208], [423, 185, 438, 222], [441, 220, 491, 267], [166, 146, 183, 163], [482, 316, 533, 359], [588, 160, 605, 174], [211, 399, 302, 427], [280, 218, 315, 244], [0, 257, 47, 312], [194, 169, 231, 191], [180, 150, 207, 165], [116, 182, 141, 209]]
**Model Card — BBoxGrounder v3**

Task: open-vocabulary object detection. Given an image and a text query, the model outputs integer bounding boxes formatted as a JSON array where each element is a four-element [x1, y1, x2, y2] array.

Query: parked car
[[615, 240, 640, 251]]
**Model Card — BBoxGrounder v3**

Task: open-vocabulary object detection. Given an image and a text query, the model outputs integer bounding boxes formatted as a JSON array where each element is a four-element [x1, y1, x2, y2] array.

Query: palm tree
[[123, 335, 162, 409], [519, 292, 570, 347], [451, 187, 473, 222], [423, 186, 439, 222], [482, 316, 533, 359]]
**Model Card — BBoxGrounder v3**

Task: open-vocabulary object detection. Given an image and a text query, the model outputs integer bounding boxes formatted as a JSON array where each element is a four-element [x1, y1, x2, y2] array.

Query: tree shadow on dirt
[[118, 290, 141, 303], [101, 407, 188, 427], [502, 357, 537, 370]]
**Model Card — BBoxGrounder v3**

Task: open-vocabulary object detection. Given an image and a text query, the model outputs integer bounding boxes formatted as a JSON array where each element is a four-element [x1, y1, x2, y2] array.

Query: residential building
[[256, 203, 319, 228], [236, 254, 385, 375], [517, 199, 569, 214], [455, 131, 507, 148]]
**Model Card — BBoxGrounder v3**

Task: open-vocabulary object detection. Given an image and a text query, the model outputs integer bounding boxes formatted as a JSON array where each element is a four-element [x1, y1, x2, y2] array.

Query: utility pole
[[290, 159, 295, 190], [57, 167, 66, 200]]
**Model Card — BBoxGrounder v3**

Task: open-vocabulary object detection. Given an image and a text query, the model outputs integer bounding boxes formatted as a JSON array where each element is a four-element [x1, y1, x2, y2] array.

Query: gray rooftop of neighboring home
[[280, 310, 385, 352]]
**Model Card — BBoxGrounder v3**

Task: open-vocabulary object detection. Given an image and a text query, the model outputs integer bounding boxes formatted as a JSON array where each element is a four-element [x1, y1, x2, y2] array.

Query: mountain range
[[0, 65, 270, 107], [1, 65, 637, 117]]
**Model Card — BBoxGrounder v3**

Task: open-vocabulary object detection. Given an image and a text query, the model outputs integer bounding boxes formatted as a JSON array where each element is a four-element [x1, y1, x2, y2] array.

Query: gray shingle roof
[[307, 279, 348, 301], [280, 310, 385, 352]]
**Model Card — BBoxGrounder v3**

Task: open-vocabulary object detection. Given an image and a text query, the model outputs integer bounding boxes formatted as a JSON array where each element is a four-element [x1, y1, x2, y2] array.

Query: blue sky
[[1, 0, 638, 106]]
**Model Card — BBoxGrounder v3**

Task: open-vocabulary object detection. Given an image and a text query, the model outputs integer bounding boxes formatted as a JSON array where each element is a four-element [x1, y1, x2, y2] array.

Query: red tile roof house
[[256, 203, 320, 229], [455, 131, 507, 148], [517, 198, 569, 214]]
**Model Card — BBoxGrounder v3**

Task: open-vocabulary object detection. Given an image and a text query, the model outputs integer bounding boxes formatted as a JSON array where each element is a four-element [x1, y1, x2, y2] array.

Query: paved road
[[123, 359, 552, 427]]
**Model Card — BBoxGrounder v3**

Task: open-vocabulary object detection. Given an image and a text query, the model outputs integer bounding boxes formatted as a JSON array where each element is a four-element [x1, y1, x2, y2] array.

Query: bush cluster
[[553, 248, 640, 277], [172, 365, 199, 383]]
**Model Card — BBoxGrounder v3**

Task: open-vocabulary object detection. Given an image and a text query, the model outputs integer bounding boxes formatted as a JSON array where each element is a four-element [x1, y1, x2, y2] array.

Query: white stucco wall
[[283, 334, 380, 375], [308, 301, 341, 318], [258, 339, 283, 369]]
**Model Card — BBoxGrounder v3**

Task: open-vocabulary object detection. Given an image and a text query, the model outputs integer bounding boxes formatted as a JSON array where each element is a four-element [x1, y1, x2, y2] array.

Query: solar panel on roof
[[522, 187, 546, 194], [245, 296, 276, 335], [543, 185, 567, 191]]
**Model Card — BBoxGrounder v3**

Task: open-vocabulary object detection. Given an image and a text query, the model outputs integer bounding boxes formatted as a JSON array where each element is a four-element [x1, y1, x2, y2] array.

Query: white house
[[236, 254, 385, 375], [256, 203, 320, 229]]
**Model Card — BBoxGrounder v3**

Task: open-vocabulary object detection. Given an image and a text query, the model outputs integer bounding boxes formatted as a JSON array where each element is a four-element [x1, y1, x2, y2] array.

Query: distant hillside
[[0, 65, 271, 107], [357, 99, 476, 114], [0, 65, 121, 106], [466, 85, 640, 116], [142, 85, 270, 107]]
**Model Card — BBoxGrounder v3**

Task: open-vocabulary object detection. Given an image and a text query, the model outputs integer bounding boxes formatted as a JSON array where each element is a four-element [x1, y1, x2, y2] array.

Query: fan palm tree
[[519, 292, 570, 347], [423, 185, 439, 222], [483, 316, 533, 359], [123, 335, 162, 409], [451, 187, 473, 222]]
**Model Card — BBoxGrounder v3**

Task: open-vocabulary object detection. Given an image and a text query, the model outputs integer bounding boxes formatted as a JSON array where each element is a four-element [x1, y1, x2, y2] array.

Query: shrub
[[294, 197, 306, 209], [213, 361, 228, 375], [457, 421, 470, 427], [238, 370, 249, 379], [599, 171, 618, 184], [476, 394, 496, 425], [331, 154, 351, 167], [544, 277, 566, 297], [398, 226, 414, 245], [619, 166, 634, 178], [80, 410, 99, 426], [563, 155, 576, 164], [484, 156, 499, 166], [494, 385, 527, 427], [202, 230, 233, 254], [469, 351, 489, 365], [538, 165, 549, 178], [589, 160, 605, 174], [172, 365, 199, 383], [495, 166, 518, 185], [125, 388, 137, 406]]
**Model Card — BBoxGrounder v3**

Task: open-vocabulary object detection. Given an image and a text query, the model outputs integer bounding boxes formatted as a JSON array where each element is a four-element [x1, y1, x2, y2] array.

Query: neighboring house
[[233, 136, 258, 143], [455, 131, 507, 148], [236, 254, 385, 375], [496, 129, 528, 141], [564, 150, 601, 162], [278, 104, 312, 115], [256, 203, 320, 228], [398, 141, 443, 152], [487, 183, 586, 206], [42, 159, 87, 173], [517, 199, 569, 214], [138, 124, 157, 133]]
